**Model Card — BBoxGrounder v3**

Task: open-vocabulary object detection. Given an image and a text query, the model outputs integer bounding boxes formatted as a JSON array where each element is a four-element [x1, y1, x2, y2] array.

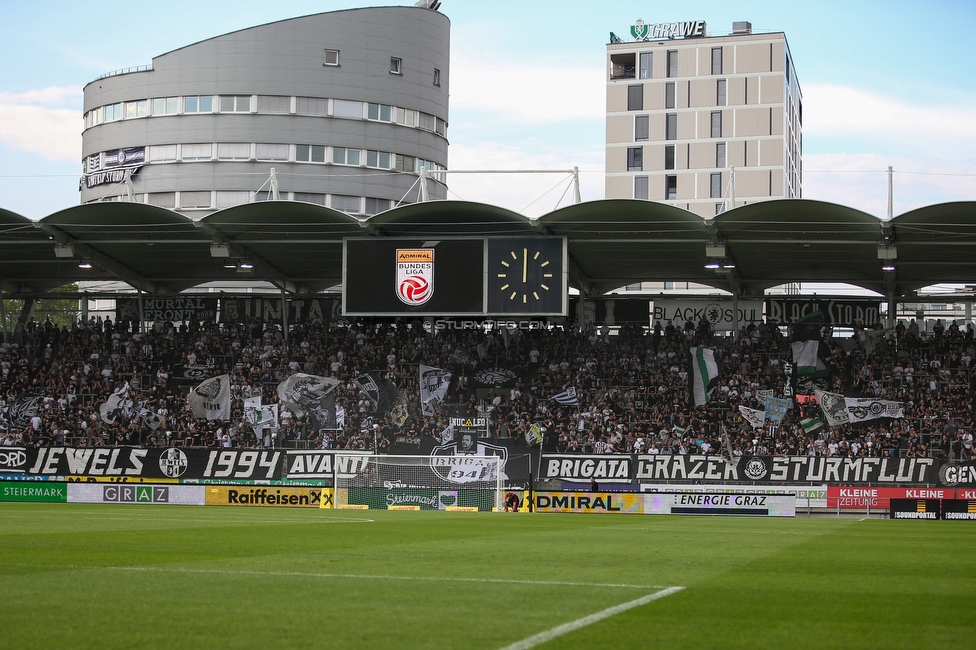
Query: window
[[333, 99, 363, 119], [433, 68, 441, 86], [149, 145, 177, 163], [639, 52, 652, 79], [366, 104, 389, 123], [331, 194, 361, 213], [256, 144, 289, 161], [324, 49, 339, 66], [665, 145, 675, 170], [217, 143, 251, 160], [184, 96, 213, 113], [294, 193, 326, 205], [665, 82, 676, 109], [219, 95, 251, 113], [366, 150, 392, 168], [710, 111, 722, 138], [296, 97, 328, 116], [711, 47, 723, 75], [365, 197, 391, 215], [710, 172, 722, 198], [435, 118, 446, 136], [148, 192, 176, 208], [153, 97, 180, 115], [626, 147, 643, 171], [665, 175, 677, 200], [396, 108, 417, 126], [257, 96, 290, 114], [390, 57, 402, 75], [332, 147, 361, 166], [666, 113, 677, 140], [627, 85, 643, 111], [716, 79, 727, 106], [180, 144, 212, 161], [715, 203, 726, 216], [634, 115, 649, 141], [666, 50, 677, 77], [395, 154, 416, 172], [124, 100, 148, 119], [179, 191, 211, 209], [634, 176, 649, 200], [610, 53, 636, 80], [418, 112, 436, 131], [216, 191, 250, 208], [716, 142, 727, 168], [104, 103, 122, 122], [295, 145, 326, 163]]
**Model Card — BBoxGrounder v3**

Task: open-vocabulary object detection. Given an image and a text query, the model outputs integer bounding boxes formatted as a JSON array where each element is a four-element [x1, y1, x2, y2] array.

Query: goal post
[[333, 454, 504, 512]]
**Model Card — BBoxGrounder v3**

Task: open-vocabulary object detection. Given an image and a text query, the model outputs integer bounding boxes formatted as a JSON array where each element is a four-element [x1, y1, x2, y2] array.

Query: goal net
[[333, 454, 504, 512]]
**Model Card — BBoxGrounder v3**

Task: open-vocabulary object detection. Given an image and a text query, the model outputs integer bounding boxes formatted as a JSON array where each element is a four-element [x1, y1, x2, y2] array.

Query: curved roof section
[[540, 200, 722, 295], [714, 199, 884, 294], [2, 199, 975, 300], [889, 202, 976, 294], [366, 200, 535, 236]]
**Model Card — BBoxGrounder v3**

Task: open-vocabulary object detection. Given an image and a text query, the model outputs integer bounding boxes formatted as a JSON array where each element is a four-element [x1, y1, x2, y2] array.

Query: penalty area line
[[498, 586, 685, 650]]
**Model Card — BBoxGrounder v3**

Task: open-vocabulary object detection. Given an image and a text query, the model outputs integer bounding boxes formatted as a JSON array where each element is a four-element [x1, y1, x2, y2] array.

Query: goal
[[333, 454, 504, 512]]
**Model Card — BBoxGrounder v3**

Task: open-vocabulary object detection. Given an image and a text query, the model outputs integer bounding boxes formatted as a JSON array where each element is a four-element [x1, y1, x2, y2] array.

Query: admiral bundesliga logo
[[396, 249, 434, 306]]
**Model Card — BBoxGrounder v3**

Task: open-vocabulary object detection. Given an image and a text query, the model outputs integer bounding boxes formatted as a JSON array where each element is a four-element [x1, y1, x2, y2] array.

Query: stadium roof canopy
[[1, 199, 974, 299]]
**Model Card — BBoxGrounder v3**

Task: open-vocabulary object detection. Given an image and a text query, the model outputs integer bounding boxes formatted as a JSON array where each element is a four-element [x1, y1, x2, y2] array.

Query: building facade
[[81, 5, 449, 217], [606, 20, 801, 217]]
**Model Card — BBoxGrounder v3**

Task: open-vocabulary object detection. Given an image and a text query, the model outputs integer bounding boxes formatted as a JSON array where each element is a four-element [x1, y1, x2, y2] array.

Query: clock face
[[487, 238, 564, 315]]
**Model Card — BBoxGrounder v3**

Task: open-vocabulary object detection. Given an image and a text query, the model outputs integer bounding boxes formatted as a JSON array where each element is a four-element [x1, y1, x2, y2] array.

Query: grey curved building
[[81, 5, 449, 216]]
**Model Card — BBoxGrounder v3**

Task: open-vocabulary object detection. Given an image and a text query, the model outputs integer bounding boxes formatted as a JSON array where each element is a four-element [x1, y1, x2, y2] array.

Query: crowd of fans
[[1, 311, 974, 461]]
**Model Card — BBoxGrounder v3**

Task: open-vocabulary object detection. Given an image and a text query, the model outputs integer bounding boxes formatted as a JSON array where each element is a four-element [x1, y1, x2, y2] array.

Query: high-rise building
[[606, 20, 801, 217], [80, 5, 450, 217]]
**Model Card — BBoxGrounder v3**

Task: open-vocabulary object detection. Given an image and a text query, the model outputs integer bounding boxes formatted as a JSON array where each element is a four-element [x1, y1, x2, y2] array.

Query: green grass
[[1, 504, 974, 649]]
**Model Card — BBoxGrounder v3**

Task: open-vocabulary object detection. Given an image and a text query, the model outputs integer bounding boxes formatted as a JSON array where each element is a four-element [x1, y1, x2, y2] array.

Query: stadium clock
[[486, 237, 565, 315]]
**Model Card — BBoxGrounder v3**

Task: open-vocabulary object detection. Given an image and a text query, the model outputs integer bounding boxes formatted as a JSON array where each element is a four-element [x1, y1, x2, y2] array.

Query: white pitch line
[[499, 586, 685, 650], [0, 563, 665, 590]]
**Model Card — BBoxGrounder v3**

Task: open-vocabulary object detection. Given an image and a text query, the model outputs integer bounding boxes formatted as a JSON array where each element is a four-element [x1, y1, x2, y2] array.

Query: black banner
[[220, 297, 339, 324], [937, 462, 976, 488], [942, 499, 976, 520], [24, 448, 284, 481], [765, 298, 881, 327], [541, 454, 939, 486], [116, 297, 217, 323], [0, 447, 28, 473], [570, 297, 651, 325]]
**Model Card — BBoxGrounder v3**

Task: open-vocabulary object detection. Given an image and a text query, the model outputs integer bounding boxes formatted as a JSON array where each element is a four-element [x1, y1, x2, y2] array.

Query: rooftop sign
[[631, 19, 706, 40]]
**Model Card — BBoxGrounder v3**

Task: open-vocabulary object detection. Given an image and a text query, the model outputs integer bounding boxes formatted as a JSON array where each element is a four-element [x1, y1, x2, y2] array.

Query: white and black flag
[[550, 386, 579, 406], [277, 373, 340, 417], [419, 365, 452, 416], [98, 383, 130, 425], [187, 374, 231, 421]]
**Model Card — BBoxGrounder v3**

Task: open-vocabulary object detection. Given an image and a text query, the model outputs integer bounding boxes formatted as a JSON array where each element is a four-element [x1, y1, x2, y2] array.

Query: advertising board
[[826, 486, 954, 509], [0, 481, 67, 502], [643, 493, 795, 517], [641, 483, 826, 508], [204, 486, 331, 508], [67, 483, 205, 505], [533, 492, 643, 514], [889, 498, 941, 519]]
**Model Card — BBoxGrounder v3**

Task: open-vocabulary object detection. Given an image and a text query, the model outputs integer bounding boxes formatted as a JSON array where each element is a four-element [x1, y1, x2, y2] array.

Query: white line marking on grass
[[498, 586, 685, 650], [0, 563, 665, 590]]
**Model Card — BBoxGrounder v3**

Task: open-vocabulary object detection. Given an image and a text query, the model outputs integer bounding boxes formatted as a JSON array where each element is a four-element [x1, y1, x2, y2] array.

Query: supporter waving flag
[[550, 386, 578, 406], [791, 311, 831, 394], [688, 347, 720, 406]]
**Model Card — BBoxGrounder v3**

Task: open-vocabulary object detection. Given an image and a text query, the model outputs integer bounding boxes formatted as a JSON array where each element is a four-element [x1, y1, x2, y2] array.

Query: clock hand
[[522, 248, 528, 284]]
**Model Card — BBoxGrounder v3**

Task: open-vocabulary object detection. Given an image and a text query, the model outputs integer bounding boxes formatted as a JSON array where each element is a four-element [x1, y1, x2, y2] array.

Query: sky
[[0, 0, 974, 220]]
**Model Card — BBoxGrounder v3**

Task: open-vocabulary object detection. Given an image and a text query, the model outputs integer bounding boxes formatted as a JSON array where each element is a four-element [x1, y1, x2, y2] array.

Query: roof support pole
[[887, 294, 897, 330], [280, 288, 288, 344], [887, 166, 894, 221], [732, 292, 740, 341], [0, 287, 7, 341], [137, 288, 145, 334], [572, 167, 582, 204]]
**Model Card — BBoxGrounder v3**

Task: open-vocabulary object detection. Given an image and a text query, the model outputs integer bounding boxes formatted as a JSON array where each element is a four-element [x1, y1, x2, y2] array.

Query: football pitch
[[1, 504, 973, 649]]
